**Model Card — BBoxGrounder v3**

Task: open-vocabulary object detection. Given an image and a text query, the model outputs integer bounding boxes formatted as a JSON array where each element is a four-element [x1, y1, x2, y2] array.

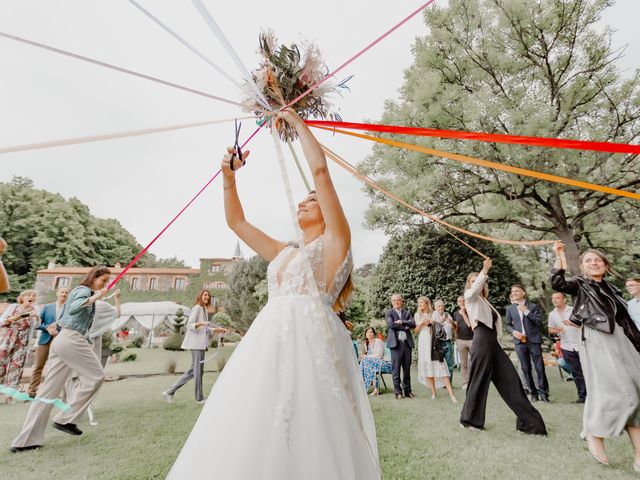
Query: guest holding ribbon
[[460, 258, 546, 435], [10, 266, 111, 452], [551, 242, 640, 470], [359, 327, 390, 396], [0, 290, 40, 398], [163, 289, 226, 404]]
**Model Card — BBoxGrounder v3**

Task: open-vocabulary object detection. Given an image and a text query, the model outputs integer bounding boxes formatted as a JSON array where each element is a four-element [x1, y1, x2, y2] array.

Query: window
[[209, 264, 222, 273], [54, 277, 70, 289], [215, 282, 226, 289], [174, 278, 186, 291], [130, 277, 140, 290], [148, 277, 158, 290], [203, 282, 214, 290]]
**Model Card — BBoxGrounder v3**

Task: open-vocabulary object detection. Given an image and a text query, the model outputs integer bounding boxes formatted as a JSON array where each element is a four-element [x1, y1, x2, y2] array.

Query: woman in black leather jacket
[[551, 241, 640, 471]]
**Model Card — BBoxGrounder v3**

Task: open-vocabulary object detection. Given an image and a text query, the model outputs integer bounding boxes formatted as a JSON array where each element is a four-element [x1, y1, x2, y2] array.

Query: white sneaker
[[162, 391, 174, 404]]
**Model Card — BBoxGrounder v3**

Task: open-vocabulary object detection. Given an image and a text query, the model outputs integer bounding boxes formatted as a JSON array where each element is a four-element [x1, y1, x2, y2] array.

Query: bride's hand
[[222, 147, 250, 179], [276, 108, 304, 128]]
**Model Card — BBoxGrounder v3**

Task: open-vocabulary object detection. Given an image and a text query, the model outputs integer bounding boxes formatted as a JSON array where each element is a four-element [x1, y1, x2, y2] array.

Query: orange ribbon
[[320, 144, 555, 256], [313, 126, 640, 201]]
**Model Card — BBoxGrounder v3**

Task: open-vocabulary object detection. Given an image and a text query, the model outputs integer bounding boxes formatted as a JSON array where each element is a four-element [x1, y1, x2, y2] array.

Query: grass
[[0, 350, 638, 479], [104, 346, 236, 377]]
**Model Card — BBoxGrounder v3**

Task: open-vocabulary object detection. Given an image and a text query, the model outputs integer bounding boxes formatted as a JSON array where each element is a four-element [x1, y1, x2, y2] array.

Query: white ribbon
[[0, 116, 252, 155], [127, 0, 246, 95], [0, 31, 240, 107], [190, 0, 272, 112]]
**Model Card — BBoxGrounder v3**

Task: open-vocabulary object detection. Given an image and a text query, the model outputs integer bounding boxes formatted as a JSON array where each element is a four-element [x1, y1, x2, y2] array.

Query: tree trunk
[[555, 228, 581, 274]]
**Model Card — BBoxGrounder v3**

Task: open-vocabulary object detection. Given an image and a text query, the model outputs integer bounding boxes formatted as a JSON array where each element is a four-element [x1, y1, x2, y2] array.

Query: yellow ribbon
[[314, 126, 640, 201]]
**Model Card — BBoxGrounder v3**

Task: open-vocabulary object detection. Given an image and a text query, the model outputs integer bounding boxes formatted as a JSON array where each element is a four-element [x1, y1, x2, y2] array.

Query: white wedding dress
[[167, 236, 380, 480]]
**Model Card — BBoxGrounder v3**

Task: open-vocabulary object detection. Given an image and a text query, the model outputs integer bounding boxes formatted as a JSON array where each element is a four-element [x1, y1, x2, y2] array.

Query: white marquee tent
[[111, 301, 192, 332]]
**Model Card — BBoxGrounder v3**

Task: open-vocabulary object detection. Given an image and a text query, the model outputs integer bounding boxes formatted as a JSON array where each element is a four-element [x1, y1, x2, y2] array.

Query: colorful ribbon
[[0, 385, 71, 412], [108, 123, 263, 289], [321, 144, 555, 251], [306, 120, 640, 155], [286, 0, 437, 109], [313, 126, 640, 201]]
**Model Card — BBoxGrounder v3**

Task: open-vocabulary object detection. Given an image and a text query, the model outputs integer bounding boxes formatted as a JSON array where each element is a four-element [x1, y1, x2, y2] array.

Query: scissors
[[229, 118, 244, 171]]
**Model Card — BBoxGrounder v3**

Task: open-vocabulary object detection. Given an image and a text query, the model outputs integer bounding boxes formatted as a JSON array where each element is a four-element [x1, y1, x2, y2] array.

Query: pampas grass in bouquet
[[241, 30, 351, 142]]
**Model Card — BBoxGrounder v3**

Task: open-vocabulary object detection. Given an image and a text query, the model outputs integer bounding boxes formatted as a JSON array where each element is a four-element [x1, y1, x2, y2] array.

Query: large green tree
[[224, 255, 269, 332], [361, 0, 640, 276], [0, 176, 188, 300], [367, 226, 521, 323]]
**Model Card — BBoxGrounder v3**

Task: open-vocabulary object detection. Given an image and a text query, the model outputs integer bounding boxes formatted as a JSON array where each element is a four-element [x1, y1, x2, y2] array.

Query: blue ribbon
[[0, 385, 71, 412]]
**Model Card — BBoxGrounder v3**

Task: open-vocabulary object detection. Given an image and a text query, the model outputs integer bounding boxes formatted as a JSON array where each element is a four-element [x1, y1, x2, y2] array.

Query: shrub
[[111, 344, 125, 354], [211, 312, 231, 327], [216, 356, 227, 373], [163, 333, 184, 351], [166, 359, 177, 374], [101, 332, 113, 350], [222, 331, 242, 343], [121, 351, 137, 362], [127, 334, 145, 348], [209, 337, 218, 349]]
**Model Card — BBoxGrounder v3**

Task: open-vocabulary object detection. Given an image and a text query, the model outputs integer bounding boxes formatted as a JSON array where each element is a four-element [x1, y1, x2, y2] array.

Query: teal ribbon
[[0, 385, 71, 412]]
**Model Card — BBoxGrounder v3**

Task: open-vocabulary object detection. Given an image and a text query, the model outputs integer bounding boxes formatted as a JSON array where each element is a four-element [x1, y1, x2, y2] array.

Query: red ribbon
[[305, 120, 640, 155]]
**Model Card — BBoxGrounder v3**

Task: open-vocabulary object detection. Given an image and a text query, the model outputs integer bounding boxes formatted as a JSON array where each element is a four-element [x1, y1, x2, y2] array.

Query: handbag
[[430, 322, 446, 362]]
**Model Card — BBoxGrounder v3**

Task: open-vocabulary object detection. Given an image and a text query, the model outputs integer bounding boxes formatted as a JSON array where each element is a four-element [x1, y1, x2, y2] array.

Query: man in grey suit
[[385, 293, 416, 399]]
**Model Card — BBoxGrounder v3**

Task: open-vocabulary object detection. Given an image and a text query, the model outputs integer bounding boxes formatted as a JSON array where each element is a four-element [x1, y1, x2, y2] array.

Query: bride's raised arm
[[277, 109, 351, 259], [222, 147, 287, 261]]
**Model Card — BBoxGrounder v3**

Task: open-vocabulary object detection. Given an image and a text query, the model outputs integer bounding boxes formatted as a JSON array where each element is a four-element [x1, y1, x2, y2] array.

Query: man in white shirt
[[626, 277, 640, 331], [548, 292, 586, 403]]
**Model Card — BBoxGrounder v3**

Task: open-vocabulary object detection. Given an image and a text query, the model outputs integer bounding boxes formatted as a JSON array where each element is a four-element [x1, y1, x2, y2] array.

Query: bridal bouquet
[[241, 30, 351, 142]]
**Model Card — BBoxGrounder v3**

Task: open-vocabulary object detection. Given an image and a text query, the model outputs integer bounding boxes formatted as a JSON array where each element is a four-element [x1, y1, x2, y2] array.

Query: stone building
[[34, 243, 244, 308]]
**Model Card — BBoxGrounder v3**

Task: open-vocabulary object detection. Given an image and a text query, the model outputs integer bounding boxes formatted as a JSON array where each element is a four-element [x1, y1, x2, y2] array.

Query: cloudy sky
[[1, 0, 638, 268]]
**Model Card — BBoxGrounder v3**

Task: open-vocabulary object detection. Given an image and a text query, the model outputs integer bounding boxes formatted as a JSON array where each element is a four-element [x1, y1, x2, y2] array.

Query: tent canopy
[[112, 301, 191, 331]]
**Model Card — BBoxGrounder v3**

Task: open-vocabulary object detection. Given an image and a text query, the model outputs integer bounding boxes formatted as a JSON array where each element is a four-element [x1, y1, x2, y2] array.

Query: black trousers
[[562, 348, 587, 401], [460, 323, 547, 434], [390, 341, 412, 395], [515, 341, 549, 398]]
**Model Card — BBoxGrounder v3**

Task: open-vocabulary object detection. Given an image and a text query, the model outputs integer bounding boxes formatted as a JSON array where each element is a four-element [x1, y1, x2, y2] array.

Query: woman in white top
[[163, 289, 225, 403], [459, 258, 546, 434], [415, 296, 457, 402]]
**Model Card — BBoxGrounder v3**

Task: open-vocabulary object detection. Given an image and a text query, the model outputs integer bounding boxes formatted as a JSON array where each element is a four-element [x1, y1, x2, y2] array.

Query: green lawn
[[0, 348, 638, 479]]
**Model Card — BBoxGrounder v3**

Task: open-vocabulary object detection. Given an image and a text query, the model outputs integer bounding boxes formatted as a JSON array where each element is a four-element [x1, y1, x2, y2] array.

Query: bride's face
[[297, 193, 324, 229]]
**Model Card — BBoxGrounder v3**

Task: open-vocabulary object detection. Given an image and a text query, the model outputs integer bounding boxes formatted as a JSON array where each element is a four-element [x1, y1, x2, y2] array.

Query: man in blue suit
[[28, 286, 69, 398], [385, 293, 416, 399], [506, 285, 549, 402]]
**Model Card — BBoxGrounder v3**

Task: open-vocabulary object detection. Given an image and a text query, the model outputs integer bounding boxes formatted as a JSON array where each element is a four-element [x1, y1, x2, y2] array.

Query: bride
[[167, 109, 380, 479]]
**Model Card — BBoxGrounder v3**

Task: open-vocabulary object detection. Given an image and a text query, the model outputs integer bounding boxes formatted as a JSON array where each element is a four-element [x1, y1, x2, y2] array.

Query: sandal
[[586, 435, 609, 466]]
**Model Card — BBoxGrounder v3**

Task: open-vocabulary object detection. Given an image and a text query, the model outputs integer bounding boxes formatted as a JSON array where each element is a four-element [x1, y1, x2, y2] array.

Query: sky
[[0, 0, 638, 269]]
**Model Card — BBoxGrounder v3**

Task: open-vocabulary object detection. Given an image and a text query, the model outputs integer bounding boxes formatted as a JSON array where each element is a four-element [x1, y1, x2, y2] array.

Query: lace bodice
[[267, 236, 352, 306]]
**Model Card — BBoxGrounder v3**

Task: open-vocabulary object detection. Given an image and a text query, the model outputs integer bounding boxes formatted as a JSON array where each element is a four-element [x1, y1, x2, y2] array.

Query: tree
[[224, 255, 269, 332], [0, 176, 189, 301], [361, 0, 640, 275], [366, 226, 521, 322]]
